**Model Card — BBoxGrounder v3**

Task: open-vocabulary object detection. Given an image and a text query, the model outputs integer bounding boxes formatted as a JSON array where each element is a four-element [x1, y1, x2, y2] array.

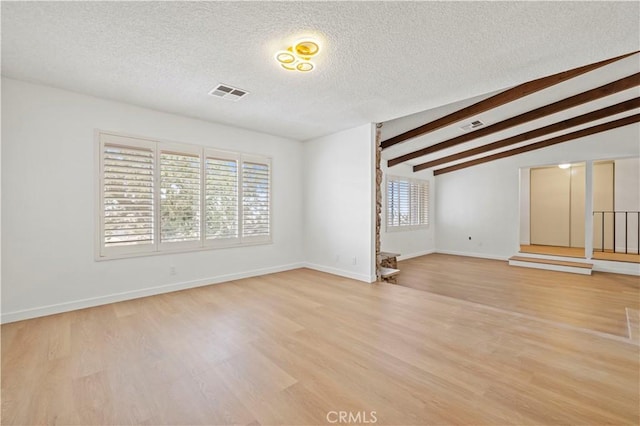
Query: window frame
[[96, 130, 272, 260], [240, 154, 272, 245], [158, 142, 203, 253], [385, 175, 430, 232], [203, 148, 242, 249]]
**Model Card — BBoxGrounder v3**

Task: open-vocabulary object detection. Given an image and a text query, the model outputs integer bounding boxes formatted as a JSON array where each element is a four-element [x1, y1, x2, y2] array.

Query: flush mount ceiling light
[[294, 40, 319, 57], [558, 163, 571, 169], [296, 62, 314, 72], [275, 38, 320, 73]]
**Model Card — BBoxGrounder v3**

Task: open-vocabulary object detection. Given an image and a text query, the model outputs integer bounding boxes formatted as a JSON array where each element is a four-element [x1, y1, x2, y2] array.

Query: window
[[205, 154, 239, 241], [386, 175, 429, 230], [99, 132, 271, 258], [242, 159, 271, 238], [160, 147, 201, 248]]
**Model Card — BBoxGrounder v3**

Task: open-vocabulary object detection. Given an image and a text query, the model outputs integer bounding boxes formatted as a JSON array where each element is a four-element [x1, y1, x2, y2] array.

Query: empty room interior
[[2, 2, 640, 425]]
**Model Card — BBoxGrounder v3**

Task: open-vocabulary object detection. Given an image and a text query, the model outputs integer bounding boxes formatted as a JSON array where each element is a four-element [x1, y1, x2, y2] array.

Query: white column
[[584, 161, 594, 259]]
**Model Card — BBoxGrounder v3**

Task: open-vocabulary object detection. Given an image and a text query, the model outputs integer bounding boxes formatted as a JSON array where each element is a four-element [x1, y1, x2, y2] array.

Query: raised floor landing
[[520, 244, 640, 263]]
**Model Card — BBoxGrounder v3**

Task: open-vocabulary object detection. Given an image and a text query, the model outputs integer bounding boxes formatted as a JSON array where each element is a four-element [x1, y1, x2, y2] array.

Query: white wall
[[435, 124, 640, 273], [614, 157, 640, 253], [0, 78, 2, 318], [380, 162, 435, 260], [519, 168, 530, 245], [303, 124, 376, 282], [1, 78, 305, 322]]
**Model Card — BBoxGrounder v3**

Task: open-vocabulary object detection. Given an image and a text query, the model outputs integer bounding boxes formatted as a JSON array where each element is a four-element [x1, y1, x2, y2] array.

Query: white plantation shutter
[[386, 176, 429, 229], [103, 143, 155, 247], [98, 132, 272, 258], [160, 149, 201, 245], [242, 159, 271, 239], [205, 152, 239, 242]]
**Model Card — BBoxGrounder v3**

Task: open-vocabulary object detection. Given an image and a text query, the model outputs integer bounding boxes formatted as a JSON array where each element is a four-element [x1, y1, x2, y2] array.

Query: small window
[[98, 132, 271, 259], [386, 176, 429, 230]]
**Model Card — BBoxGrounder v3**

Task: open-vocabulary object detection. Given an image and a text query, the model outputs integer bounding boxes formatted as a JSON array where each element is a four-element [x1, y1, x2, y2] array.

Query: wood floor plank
[[398, 253, 640, 338], [2, 261, 639, 425]]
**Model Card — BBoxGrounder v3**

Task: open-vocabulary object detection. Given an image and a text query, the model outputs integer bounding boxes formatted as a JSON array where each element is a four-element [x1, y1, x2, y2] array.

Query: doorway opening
[[519, 158, 640, 263]]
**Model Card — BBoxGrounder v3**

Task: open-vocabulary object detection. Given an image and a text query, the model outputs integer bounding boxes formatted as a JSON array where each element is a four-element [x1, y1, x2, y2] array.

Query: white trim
[[397, 249, 435, 261], [513, 252, 640, 276], [303, 263, 376, 283], [592, 260, 640, 276], [385, 224, 430, 233], [508, 259, 592, 275], [0, 263, 305, 324], [513, 251, 588, 263], [435, 249, 508, 261]]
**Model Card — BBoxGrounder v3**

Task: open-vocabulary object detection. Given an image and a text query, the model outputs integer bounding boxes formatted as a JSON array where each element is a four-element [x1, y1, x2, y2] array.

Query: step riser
[[509, 260, 592, 275]]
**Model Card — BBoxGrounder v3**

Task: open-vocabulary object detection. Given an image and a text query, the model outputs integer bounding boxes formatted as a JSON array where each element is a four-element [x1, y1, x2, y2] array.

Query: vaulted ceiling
[[381, 53, 640, 174], [2, 2, 638, 142]]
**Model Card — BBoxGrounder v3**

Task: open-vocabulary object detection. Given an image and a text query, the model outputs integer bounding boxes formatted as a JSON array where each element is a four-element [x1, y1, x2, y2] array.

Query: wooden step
[[379, 267, 400, 278], [508, 256, 592, 275]]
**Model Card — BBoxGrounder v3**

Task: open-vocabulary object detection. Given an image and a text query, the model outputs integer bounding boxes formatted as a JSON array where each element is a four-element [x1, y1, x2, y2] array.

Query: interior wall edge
[[434, 250, 509, 261], [397, 249, 436, 261], [303, 263, 376, 284]]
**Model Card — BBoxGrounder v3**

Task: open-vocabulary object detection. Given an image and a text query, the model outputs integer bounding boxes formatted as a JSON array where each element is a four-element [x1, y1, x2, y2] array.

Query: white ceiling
[[1, 2, 639, 141]]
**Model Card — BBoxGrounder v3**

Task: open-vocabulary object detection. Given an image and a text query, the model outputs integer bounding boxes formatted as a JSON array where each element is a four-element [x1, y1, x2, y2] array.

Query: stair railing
[[593, 211, 640, 254]]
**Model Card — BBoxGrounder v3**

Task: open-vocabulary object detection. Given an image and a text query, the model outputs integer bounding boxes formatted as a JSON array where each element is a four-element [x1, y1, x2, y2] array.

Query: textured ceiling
[[2, 1, 639, 141]]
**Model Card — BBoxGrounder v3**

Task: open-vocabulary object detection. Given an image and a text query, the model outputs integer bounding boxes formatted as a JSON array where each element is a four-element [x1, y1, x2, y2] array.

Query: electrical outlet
[[352, 257, 357, 265], [335, 255, 340, 263], [170, 266, 176, 275]]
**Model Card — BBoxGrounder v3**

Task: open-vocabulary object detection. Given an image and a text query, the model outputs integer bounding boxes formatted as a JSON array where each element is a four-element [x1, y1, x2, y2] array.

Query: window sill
[[96, 239, 273, 261], [385, 225, 430, 233]]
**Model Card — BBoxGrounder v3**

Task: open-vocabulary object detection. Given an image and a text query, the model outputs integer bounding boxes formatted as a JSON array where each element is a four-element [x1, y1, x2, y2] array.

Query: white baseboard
[[0, 262, 305, 324], [397, 249, 435, 261], [303, 263, 375, 283], [592, 260, 640, 276], [435, 249, 508, 261]]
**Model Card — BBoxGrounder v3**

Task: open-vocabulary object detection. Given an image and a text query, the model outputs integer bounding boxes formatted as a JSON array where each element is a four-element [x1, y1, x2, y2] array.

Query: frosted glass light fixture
[[558, 163, 571, 169]]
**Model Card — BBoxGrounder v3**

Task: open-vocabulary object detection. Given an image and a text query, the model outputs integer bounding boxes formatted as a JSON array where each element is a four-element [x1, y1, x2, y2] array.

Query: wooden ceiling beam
[[413, 97, 640, 172], [388, 72, 640, 167], [381, 51, 639, 150], [432, 114, 640, 175]]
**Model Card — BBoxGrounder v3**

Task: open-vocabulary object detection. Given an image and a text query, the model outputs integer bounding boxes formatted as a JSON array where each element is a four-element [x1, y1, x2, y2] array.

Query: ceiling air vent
[[460, 120, 484, 132], [209, 84, 249, 101]]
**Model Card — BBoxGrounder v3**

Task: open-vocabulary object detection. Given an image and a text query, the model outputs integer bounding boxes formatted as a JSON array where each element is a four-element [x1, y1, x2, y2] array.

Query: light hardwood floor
[[520, 244, 640, 263], [2, 261, 639, 425], [398, 254, 640, 339]]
